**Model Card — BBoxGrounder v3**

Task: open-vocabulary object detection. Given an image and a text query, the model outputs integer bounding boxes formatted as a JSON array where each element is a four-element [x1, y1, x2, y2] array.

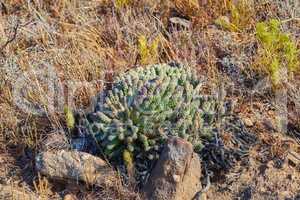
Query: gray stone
[[142, 137, 202, 200], [169, 17, 191, 29], [243, 117, 254, 127], [35, 150, 116, 186]]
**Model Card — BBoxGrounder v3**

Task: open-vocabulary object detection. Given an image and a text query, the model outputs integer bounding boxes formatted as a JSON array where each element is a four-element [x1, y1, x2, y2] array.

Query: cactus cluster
[[79, 64, 217, 163]]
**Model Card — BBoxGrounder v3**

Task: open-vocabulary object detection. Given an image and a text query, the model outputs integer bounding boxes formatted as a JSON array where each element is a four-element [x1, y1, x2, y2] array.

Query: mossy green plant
[[79, 64, 217, 164], [256, 19, 299, 86]]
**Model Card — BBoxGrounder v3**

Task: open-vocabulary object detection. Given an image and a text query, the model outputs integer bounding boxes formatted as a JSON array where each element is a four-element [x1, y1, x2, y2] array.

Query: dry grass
[[0, 0, 299, 199]]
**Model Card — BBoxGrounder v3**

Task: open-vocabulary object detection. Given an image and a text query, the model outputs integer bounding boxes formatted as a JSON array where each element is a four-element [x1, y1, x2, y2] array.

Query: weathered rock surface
[[142, 137, 202, 200], [169, 17, 191, 29], [35, 150, 116, 186]]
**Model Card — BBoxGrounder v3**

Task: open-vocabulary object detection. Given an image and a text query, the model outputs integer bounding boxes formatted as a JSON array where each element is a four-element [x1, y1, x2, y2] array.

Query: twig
[[281, 17, 300, 23], [0, 2, 8, 15], [192, 170, 212, 200], [0, 21, 20, 54], [0, 20, 33, 56]]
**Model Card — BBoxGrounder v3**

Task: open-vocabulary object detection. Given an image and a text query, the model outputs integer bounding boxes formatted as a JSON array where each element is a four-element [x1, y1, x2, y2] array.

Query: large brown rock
[[35, 150, 116, 186], [143, 137, 202, 200]]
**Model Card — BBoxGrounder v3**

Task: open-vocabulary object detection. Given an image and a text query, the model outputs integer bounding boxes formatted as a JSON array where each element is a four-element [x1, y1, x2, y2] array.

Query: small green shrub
[[256, 19, 299, 86], [138, 35, 160, 65]]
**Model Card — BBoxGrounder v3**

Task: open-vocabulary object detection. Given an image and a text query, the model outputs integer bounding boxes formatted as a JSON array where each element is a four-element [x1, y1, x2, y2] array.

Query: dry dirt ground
[[0, 0, 300, 199]]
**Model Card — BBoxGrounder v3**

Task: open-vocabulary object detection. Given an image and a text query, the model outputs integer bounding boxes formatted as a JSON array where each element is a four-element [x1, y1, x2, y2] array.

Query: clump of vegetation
[[138, 35, 160, 65], [173, 0, 201, 17], [229, 0, 254, 30], [115, 0, 132, 9], [215, 0, 254, 32], [79, 64, 217, 163], [64, 106, 75, 130], [123, 149, 134, 177], [255, 19, 299, 86], [215, 16, 239, 32]]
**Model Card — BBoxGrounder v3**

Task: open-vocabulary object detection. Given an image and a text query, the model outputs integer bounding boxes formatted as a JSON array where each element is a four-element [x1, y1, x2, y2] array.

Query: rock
[[142, 137, 202, 200], [64, 194, 77, 200], [35, 150, 116, 186], [244, 117, 254, 127], [169, 17, 191, 29], [0, 184, 38, 200]]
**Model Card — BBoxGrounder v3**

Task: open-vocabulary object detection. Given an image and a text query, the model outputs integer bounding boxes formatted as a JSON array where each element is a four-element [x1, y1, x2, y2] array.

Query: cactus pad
[[79, 64, 218, 163]]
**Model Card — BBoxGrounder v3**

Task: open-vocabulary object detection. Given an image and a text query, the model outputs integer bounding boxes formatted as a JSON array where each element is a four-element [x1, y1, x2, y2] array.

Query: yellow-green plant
[[115, 0, 132, 9], [229, 0, 253, 30], [123, 149, 134, 176], [215, 0, 254, 32], [64, 106, 75, 129], [256, 19, 299, 86], [215, 16, 239, 32], [138, 35, 160, 65], [123, 150, 133, 169]]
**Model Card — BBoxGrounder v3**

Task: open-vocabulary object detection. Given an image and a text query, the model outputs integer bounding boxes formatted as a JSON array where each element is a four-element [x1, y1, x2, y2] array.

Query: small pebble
[[244, 117, 254, 127], [64, 194, 77, 200], [172, 174, 181, 183]]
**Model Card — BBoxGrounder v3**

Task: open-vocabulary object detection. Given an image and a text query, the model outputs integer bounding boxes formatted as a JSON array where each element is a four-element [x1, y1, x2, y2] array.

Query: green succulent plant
[[79, 64, 217, 162]]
